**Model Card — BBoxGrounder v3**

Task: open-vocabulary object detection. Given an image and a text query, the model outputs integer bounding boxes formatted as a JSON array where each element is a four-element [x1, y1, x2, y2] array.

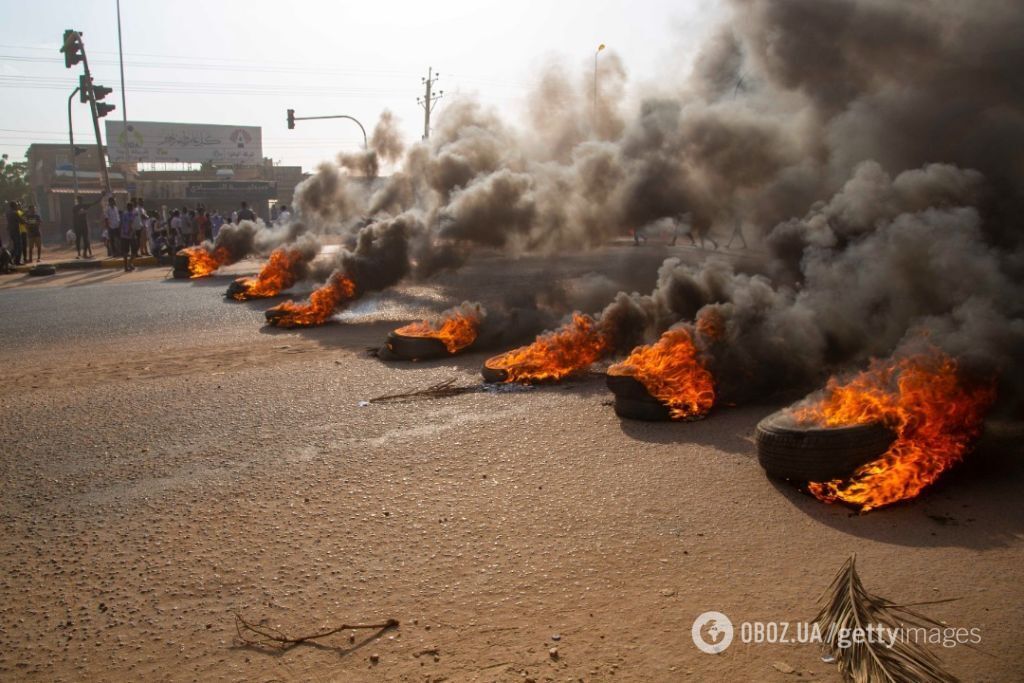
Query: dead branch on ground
[[234, 613, 398, 651]]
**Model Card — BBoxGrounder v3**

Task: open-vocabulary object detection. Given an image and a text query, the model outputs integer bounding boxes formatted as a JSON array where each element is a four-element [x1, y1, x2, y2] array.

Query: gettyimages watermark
[[691, 611, 981, 654]]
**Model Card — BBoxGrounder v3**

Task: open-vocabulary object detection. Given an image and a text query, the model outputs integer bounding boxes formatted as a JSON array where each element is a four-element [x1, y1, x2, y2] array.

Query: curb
[[12, 255, 165, 272]]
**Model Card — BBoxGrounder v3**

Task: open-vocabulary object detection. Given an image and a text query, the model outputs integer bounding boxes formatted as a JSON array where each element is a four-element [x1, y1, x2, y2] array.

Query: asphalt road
[[2, 246, 1021, 682]]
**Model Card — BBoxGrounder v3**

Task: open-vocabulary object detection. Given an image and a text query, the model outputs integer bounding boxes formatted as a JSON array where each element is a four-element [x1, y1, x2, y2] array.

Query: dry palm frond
[[369, 378, 477, 403], [815, 555, 959, 683]]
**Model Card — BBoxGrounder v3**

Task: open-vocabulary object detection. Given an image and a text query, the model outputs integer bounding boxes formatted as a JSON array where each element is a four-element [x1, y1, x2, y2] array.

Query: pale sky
[[0, 0, 723, 172]]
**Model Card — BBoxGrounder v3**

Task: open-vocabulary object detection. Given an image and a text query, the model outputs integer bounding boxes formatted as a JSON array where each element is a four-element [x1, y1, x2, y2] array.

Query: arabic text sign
[[105, 121, 263, 163]]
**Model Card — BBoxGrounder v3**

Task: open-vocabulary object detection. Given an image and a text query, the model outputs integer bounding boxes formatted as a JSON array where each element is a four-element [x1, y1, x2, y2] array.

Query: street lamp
[[593, 43, 606, 128]]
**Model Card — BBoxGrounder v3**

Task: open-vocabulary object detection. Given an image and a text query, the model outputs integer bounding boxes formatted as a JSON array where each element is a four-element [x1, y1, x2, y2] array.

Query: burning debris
[[796, 349, 996, 512], [607, 328, 715, 421], [182, 246, 231, 279], [385, 302, 484, 360], [264, 271, 357, 328], [482, 313, 610, 383], [226, 236, 322, 301]]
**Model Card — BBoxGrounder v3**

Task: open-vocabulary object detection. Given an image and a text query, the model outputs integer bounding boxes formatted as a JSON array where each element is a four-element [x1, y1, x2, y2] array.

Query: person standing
[[120, 201, 136, 272], [16, 203, 29, 264], [104, 196, 121, 257], [196, 208, 211, 243], [135, 199, 150, 256], [72, 195, 101, 258], [276, 204, 291, 224], [24, 204, 42, 263], [210, 209, 224, 239], [169, 210, 182, 252], [236, 200, 256, 223], [5, 201, 22, 265]]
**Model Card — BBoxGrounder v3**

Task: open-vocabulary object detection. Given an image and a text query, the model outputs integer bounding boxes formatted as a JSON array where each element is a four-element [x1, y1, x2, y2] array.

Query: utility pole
[[417, 67, 443, 140], [116, 0, 128, 159]]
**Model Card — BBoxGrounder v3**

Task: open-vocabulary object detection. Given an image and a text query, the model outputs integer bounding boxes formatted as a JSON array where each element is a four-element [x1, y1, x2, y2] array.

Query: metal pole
[[68, 86, 80, 195], [290, 113, 367, 148], [116, 0, 127, 122], [78, 43, 111, 194]]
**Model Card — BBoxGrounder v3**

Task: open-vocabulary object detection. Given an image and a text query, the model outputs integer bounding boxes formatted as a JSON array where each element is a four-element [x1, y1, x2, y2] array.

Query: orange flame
[[265, 272, 357, 328], [608, 328, 715, 420], [798, 349, 996, 511], [485, 313, 610, 382], [230, 248, 307, 301], [184, 245, 231, 278], [394, 306, 483, 354]]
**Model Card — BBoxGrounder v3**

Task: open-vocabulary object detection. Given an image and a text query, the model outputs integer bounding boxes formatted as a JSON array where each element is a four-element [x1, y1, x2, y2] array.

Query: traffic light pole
[[286, 110, 367, 149], [79, 48, 111, 194], [67, 86, 80, 194]]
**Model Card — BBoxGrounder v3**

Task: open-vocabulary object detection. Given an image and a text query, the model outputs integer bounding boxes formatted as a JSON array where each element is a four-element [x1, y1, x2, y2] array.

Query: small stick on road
[[234, 613, 398, 651]]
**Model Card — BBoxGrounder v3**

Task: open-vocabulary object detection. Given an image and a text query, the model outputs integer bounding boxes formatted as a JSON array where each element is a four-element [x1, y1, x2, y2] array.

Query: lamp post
[[593, 43, 606, 127]]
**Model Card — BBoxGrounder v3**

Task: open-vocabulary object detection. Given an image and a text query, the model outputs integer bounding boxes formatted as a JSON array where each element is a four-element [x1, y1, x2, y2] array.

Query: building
[[27, 142, 307, 243]]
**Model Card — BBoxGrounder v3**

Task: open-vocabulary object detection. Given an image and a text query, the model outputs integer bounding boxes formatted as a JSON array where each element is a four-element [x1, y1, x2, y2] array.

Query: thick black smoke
[[271, 0, 1023, 405]]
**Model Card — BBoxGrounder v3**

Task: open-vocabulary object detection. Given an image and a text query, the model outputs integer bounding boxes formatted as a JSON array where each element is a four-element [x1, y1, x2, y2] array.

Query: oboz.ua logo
[[692, 611, 734, 654]]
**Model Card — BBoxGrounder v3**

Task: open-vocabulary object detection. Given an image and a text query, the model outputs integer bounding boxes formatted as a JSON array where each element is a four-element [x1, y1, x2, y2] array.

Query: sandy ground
[[0, 246, 1021, 682]]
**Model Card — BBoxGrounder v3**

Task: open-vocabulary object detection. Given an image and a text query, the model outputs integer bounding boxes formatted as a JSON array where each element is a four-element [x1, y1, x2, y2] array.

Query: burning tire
[[225, 280, 246, 299], [755, 409, 896, 482], [172, 252, 191, 279], [28, 264, 57, 277], [385, 332, 450, 361], [606, 374, 672, 421], [481, 362, 509, 383]]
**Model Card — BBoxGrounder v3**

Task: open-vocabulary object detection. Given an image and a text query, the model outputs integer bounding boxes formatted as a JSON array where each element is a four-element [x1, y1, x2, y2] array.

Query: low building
[[26, 143, 307, 243]]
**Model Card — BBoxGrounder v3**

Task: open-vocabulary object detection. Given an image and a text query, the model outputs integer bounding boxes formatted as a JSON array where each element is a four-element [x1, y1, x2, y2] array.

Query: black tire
[[225, 280, 246, 298], [755, 409, 896, 482], [173, 252, 191, 271], [386, 332, 450, 361], [613, 396, 672, 421], [481, 360, 509, 383], [606, 374, 673, 421], [172, 268, 192, 280], [28, 264, 57, 277]]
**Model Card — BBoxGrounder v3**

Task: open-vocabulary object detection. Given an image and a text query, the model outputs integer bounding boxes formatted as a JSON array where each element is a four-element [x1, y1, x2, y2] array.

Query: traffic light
[[61, 30, 84, 69], [95, 102, 116, 118], [79, 74, 91, 103], [287, 109, 295, 130], [92, 83, 113, 101]]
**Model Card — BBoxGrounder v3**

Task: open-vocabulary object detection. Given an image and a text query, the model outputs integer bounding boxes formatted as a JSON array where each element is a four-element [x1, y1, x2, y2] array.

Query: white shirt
[[104, 206, 120, 229]]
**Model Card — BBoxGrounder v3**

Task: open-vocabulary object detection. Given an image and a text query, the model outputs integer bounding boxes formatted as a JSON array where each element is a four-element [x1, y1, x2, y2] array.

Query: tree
[[0, 153, 30, 206]]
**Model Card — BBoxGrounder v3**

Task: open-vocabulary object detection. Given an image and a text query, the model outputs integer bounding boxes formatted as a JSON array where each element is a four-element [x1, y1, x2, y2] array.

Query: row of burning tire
[[380, 326, 895, 487], [174, 245, 995, 512]]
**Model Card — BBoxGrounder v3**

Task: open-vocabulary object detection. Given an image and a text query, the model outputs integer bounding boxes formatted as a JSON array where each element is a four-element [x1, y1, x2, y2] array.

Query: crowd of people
[[1, 196, 284, 273]]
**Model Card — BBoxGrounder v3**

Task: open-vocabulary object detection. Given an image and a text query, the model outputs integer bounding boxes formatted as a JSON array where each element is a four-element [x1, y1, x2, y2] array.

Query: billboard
[[105, 121, 262, 164]]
